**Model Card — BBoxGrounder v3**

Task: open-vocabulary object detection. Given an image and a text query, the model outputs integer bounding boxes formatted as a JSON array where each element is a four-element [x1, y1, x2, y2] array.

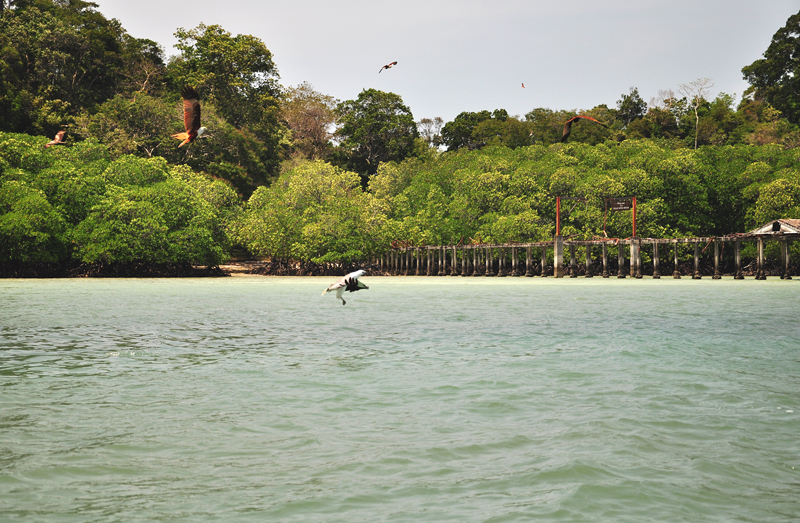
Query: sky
[[94, 0, 798, 123]]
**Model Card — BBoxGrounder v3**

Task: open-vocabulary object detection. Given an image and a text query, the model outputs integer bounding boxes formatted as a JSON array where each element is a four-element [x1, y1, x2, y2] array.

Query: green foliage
[[752, 176, 800, 225], [166, 24, 286, 188], [0, 0, 166, 136], [71, 180, 225, 265], [0, 131, 238, 265], [0, 180, 65, 262], [742, 10, 800, 124], [74, 93, 177, 159], [236, 161, 388, 263], [334, 89, 418, 177], [616, 87, 647, 126], [169, 24, 280, 131]]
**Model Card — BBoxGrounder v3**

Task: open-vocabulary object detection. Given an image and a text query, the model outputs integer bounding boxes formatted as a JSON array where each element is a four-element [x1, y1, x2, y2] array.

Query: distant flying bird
[[322, 270, 369, 305], [522, 83, 525, 88], [561, 115, 608, 143], [379, 61, 397, 73], [171, 86, 207, 147], [45, 130, 66, 148]]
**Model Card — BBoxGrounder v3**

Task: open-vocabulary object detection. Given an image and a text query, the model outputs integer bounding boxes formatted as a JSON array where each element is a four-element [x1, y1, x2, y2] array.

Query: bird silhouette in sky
[[379, 61, 397, 73], [171, 86, 207, 147], [561, 115, 608, 142], [522, 83, 525, 88], [45, 130, 67, 148], [322, 270, 369, 305]]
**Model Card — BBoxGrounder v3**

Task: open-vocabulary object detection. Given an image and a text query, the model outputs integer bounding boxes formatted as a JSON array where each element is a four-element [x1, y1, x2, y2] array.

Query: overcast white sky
[[95, 0, 798, 122]]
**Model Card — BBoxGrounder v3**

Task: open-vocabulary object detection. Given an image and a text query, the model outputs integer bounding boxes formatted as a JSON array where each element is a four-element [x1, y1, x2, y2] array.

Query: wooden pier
[[381, 230, 798, 280]]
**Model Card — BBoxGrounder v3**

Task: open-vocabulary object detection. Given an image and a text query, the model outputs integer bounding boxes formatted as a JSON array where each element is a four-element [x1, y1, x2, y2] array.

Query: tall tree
[[616, 87, 647, 126], [282, 82, 338, 160], [0, 0, 162, 135], [417, 117, 444, 149], [678, 77, 713, 149], [440, 109, 511, 151], [334, 88, 418, 179], [742, 10, 800, 124], [168, 24, 285, 179]]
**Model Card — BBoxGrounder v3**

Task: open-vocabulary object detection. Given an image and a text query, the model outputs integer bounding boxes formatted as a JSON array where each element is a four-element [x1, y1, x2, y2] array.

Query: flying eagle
[[379, 61, 397, 73], [322, 270, 369, 305], [171, 86, 207, 147], [561, 115, 608, 143], [45, 130, 66, 148], [522, 83, 525, 88]]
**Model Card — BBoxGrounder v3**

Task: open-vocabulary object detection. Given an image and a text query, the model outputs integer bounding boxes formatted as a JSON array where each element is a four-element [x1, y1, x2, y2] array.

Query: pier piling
[[673, 244, 681, 279], [693, 242, 701, 279], [554, 236, 564, 278]]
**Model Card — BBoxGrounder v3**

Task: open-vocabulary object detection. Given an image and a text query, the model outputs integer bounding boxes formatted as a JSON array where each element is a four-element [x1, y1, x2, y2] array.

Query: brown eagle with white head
[[171, 86, 207, 147]]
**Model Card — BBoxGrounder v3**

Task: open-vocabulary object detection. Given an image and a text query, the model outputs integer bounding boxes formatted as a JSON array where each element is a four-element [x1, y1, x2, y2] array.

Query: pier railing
[[381, 234, 798, 280]]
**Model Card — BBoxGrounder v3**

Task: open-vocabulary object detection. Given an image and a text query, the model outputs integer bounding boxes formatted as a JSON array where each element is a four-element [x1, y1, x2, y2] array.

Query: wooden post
[[525, 246, 533, 277], [473, 247, 479, 276], [541, 245, 548, 277], [782, 240, 792, 280], [673, 243, 681, 279], [554, 236, 564, 278], [632, 239, 642, 278], [451, 246, 458, 276], [498, 248, 506, 277], [438, 247, 444, 276], [653, 242, 660, 279], [602, 243, 609, 278], [756, 238, 766, 280], [585, 245, 593, 278], [713, 240, 721, 279], [734, 240, 743, 279], [511, 247, 518, 277], [425, 248, 431, 276], [486, 247, 494, 276], [462, 247, 468, 277], [693, 242, 701, 279], [569, 244, 577, 278], [617, 242, 626, 278]]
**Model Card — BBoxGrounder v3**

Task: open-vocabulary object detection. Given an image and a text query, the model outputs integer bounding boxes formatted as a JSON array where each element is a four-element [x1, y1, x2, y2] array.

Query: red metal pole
[[632, 196, 637, 237], [556, 196, 561, 236]]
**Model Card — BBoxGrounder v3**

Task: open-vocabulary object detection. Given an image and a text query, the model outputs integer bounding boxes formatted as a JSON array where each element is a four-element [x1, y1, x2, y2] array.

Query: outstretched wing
[[181, 86, 201, 134], [561, 115, 607, 143], [45, 130, 66, 148], [344, 277, 368, 293]]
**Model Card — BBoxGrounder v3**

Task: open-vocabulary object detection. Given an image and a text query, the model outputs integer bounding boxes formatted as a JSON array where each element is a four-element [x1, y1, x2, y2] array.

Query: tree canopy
[[334, 88, 418, 179], [742, 10, 800, 124]]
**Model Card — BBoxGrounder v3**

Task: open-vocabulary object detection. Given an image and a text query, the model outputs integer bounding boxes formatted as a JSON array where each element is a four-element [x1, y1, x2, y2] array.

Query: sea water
[[1, 276, 798, 522]]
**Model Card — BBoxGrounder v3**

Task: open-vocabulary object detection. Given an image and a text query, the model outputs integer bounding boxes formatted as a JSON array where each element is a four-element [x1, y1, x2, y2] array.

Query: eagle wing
[[561, 115, 607, 143], [45, 130, 66, 148], [181, 86, 201, 134]]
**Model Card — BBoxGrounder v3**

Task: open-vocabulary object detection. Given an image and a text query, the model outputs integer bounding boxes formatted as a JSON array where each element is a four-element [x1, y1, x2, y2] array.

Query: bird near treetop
[[379, 61, 397, 73], [171, 86, 207, 147], [560, 115, 608, 143], [322, 270, 369, 305]]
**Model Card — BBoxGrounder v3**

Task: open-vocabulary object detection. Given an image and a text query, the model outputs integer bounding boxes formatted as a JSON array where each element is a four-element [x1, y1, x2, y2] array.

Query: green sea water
[[1, 276, 799, 522]]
